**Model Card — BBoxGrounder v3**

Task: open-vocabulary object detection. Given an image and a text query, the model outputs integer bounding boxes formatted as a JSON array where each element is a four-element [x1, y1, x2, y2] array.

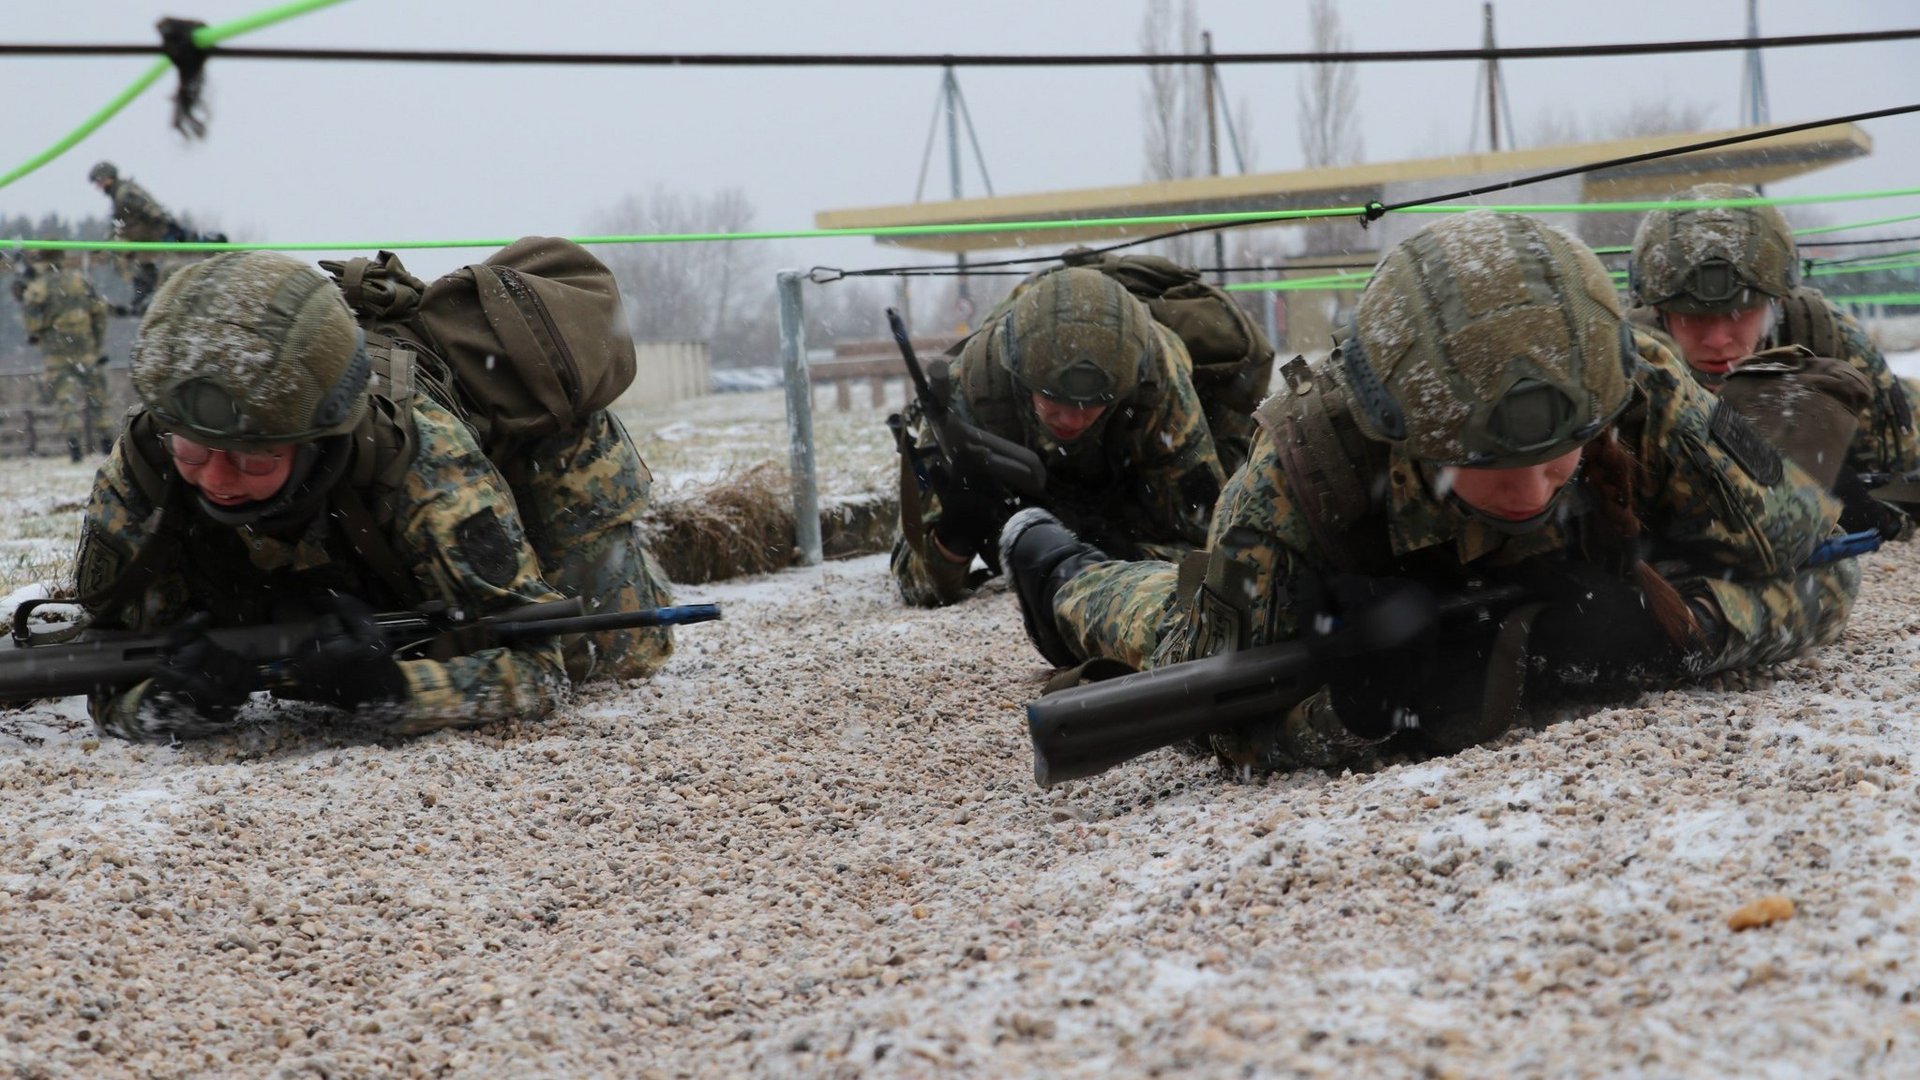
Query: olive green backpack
[[324, 236, 638, 471]]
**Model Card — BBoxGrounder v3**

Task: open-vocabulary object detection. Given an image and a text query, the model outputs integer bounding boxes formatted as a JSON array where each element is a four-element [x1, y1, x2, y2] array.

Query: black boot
[[998, 508, 1110, 668]]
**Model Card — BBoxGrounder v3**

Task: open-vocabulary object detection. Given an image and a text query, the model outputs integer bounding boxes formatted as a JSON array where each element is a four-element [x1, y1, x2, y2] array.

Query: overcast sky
[[3, 0, 1915, 282]]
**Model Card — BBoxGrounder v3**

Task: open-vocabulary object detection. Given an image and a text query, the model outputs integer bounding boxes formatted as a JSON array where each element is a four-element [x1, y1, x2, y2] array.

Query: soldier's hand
[[1834, 468, 1911, 542], [284, 595, 408, 711], [926, 461, 1009, 561], [1504, 558, 1710, 696], [148, 614, 259, 723], [1302, 574, 1441, 738]]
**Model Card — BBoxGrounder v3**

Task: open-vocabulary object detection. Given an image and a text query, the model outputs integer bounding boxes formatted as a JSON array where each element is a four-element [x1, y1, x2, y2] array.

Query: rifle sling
[[1487, 602, 1549, 731], [329, 482, 418, 605]]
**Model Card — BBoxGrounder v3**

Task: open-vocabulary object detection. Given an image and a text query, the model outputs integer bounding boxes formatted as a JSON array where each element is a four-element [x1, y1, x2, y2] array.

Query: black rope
[[6, 27, 1920, 65], [814, 100, 1920, 283], [1370, 102, 1920, 215], [155, 17, 210, 139]]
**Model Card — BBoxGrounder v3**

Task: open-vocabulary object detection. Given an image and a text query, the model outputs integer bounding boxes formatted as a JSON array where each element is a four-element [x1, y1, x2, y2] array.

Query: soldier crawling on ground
[[74, 249, 675, 742], [890, 267, 1228, 608], [1629, 183, 1918, 538], [1002, 211, 1860, 776]]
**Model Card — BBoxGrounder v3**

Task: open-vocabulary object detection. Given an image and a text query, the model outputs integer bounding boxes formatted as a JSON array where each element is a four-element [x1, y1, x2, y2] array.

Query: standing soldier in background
[[1004, 212, 1857, 775], [890, 267, 1227, 608], [13, 249, 111, 461], [1630, 184, 1918, 535], [89, 161, 218, 316]]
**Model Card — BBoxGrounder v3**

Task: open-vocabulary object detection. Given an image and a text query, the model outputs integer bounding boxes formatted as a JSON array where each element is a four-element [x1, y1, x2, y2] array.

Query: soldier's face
[[1446, 447, 1584, 522], [1030, 392, 1107, 443], [1663, 303, 1774, 377], [169, 436, 296, 506]]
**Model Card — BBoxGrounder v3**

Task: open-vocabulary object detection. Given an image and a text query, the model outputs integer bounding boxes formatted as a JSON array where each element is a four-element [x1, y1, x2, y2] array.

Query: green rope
[[0, 0, 353, 193], [1831, 292, 1920, 306], [9, 182, 1920, 255]]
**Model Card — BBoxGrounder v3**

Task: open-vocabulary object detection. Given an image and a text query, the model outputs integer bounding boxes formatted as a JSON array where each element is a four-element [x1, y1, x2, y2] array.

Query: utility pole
[[1482, 2, 1500, 152], [1203, 31, 1226, 285]]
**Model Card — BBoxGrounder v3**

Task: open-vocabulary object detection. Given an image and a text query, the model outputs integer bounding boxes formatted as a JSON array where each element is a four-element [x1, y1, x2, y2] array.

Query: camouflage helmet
[[88, 161, 118, 184], [1629, 183, 1799, 313], [132, 251, 370, 449], [1342, 211, 1633, 468], [994, 267, 1152, 406]]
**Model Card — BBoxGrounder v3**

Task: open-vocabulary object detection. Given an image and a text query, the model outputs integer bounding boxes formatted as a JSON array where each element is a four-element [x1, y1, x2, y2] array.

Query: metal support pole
[[1203, 31, 1226, 286], [944, 66, 970, 313], [777, 270, 823, 566]]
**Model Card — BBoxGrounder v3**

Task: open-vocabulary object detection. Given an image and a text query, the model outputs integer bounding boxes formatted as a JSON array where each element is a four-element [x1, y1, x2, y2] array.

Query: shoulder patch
[[453, 507, 521, 588], [74, 519, 127, 602], [1708, 401, 1785, 487]]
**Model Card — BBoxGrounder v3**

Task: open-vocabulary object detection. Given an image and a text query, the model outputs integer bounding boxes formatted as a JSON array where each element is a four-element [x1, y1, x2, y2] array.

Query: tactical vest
[[1252, 352, 1395, 574]]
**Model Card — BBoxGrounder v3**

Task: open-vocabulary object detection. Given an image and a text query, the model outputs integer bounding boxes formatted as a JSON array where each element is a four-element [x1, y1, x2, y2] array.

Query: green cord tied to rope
[[0, 0, 354, 192]]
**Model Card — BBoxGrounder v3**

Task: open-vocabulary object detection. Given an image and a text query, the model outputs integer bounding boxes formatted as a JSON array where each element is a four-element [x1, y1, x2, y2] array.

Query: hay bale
[[643, 462, 903, 584], [643, 461, 796, 585]]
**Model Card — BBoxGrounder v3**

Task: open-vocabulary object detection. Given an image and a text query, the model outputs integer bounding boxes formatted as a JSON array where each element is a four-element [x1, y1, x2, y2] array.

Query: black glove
[[1302, 574, 1443, 739], [284, 595, 408, 711], [1505, 558, 1707, 700], [24, 334, 38, 346], [926, 460, 1010, 561], [148, 615, 259, 723], [1834, 468, 1909, 542]]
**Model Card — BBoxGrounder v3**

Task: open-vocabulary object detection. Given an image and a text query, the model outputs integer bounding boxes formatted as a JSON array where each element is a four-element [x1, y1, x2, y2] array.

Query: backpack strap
[[1254, 354, 1385, 573], [1775, 286, 1843, 360]]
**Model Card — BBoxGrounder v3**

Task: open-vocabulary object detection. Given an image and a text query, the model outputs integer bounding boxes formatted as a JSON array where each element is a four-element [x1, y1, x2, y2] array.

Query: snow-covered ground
[[5, 369, 1920, 1076], [4, 532, 1920, 1075], [1886, 349, 1920, 382]]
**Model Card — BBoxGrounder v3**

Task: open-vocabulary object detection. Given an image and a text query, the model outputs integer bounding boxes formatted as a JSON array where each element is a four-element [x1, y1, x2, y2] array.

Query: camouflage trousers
[[37, 352, 107, 452], [1697, 558, 1859, 674], [516, 409, 675, 683]]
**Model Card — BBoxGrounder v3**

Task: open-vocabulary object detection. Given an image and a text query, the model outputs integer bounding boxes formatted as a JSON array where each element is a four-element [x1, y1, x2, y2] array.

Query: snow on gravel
[[4, 526, 1920, 1077]]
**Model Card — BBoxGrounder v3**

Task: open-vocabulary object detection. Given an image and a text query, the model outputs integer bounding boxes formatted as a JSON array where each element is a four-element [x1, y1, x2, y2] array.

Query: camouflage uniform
[[1629, 184, 1918, 476], [1053, 332, 1854, 678], [79, 396, 572, 738], [17, 263, 110, 453], [512, 409, 674, 681], [76, 249, 673, 741], [94, 165, 184, 311], [891, 322, 1225, 607], [1028, 212, 1854, 768]]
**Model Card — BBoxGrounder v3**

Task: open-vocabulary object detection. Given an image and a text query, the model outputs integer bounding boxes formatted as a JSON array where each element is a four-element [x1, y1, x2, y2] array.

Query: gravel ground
[[3, 532, 1919, 1078]]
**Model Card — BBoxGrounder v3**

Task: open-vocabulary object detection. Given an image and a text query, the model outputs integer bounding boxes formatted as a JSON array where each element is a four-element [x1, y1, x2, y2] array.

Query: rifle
[[0, 597, 721, 703], [885, 307, 1046, 572], [1025, 584, 1520, 789], [1024, 529, 1881, 790]]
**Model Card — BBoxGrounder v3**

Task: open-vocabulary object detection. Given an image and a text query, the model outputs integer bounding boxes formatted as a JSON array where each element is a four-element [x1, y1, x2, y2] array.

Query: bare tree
[[1139, 0, 1208, 265], [1297, 0, 1363, 170], [589, 186, 772, 367], [1296, 0, 1364, 255]]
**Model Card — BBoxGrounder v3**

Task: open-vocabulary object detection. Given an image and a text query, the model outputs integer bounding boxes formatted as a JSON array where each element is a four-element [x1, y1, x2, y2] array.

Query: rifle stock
[[0, 599, 722, 703]]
